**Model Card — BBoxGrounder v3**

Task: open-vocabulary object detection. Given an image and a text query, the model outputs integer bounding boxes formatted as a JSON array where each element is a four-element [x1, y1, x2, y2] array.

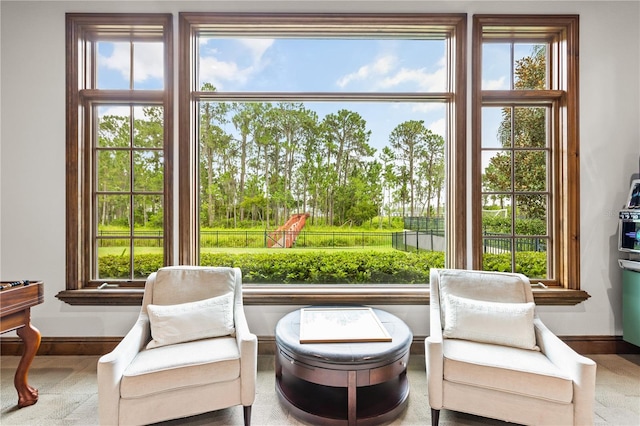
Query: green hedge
[[200, 250, 445, 284], [98, 253, 164, 279], [98, 250, 547, 282], [98, 250, 444, 283], [482, 252, 547, 278]]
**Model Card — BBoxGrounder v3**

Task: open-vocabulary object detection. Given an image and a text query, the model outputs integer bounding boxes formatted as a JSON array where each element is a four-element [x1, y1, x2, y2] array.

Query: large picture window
[[61, 12, 586, 305], [179, 13, 467, 290]]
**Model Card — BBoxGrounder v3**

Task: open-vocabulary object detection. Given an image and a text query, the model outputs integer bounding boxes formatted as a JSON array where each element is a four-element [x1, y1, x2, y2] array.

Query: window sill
[[56, 286, 590, 306]]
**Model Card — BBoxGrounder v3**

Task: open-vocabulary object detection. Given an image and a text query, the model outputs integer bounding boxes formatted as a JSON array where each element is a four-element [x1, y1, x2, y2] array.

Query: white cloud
[[482, 76, 508, 90], [377, 66, 445, 92], [198, 39, 274, 90], [337, 54, 446, 92], [98, 42, 163, 83], [133, 43, 164, 81], [239, 38, 274, 62], [411, 103, 445, 114], [98, 106, 130, 117], [336, 55, 397, 88], [99, 42, 130, 80], [428, 118, 446, 138]]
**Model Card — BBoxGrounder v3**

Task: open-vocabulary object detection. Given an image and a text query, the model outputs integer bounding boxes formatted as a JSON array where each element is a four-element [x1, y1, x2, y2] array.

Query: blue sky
[[197, 37, 449, 152], [96, 38, 540, 161]]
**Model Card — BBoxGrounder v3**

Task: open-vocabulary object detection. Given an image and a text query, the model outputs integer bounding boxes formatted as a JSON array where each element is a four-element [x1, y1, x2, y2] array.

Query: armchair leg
[[431, 408, 440, 426], [243, 405, 252, 426]]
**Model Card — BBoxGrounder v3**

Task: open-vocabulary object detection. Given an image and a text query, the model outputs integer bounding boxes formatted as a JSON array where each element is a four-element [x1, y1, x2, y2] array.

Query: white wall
[[1, 1, 639, 339]]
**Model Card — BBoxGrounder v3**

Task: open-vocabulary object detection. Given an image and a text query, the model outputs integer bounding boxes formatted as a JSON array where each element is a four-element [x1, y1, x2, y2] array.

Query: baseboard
[[1, 335, 639, 356]]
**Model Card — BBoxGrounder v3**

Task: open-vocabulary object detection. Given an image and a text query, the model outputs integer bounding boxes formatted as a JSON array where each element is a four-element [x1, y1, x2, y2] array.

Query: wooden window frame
[[58, 13, 585, 306], [57, 13, 174, 305], [472, 15, 589, 303]]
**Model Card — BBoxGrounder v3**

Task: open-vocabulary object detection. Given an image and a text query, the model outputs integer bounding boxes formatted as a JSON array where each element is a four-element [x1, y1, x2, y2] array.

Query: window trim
[[472, 15, 586, 298]]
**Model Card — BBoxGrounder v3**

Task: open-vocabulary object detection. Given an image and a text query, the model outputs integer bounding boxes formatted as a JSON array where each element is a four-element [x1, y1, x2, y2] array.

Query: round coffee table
[[275, 307, 412, 425]]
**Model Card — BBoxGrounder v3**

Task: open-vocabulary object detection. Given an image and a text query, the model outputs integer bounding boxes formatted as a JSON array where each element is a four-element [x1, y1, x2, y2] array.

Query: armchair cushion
[[146, 292, 235, 349], [121, 337, 240, 399], [443, 294, 539, 351], [438, 269, 530, 327], [443, 339, 573, 404]]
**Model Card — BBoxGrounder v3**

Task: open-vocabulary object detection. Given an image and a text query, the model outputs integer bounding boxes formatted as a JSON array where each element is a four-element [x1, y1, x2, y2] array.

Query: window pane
[[482, 197, 512, 233], [514, 150, 547, 191], [97, 194, 130, 231], [482, 43, 511, 90], [97, 42, 131, 90], [197, 100, 447, 283], [97, 246, 132, 279], [515, 194, 547, 235], [97, 107, 131, 148], [133, 106, 164, 148], [515, 238, 548, 279], [133, 42, 164, 90], [481, 107, 506, 149], [514, 44, 547, 90], [482, 150, 512, 193], [482, 43, 548, 90], [198, 38, 447, 92], [98, 150, 130, 191], [134, 195, 164, 230], [133, 151, 164, 192], [514, 107, 546, 148]]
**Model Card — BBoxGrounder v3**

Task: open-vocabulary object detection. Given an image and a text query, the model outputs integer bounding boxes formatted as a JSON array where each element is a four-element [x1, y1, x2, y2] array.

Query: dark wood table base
[[275, 307, 412, 425], [276, 365, 409, 425]]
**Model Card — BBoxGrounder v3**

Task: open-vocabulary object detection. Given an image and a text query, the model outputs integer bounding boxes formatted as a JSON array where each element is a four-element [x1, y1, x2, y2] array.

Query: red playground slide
[[268, 213, 309, 248]]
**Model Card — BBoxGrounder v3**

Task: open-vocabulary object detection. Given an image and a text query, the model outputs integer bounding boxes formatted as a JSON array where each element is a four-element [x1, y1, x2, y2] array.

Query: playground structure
[[267, 213, 310, 248]]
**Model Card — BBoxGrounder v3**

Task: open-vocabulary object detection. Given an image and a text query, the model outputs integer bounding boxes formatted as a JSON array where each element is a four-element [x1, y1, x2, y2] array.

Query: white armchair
[[425, 268, 596, 426], [98, 266, 257, 426]]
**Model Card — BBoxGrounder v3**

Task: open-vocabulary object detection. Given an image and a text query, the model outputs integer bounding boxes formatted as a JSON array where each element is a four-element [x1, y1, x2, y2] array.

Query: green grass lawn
[[200, 246, 396, 254], [98, 247, 163, 256]]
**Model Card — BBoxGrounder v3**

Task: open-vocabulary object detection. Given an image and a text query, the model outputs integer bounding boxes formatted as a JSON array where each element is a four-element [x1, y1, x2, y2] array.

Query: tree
[[199, 83, 232, 227], [320, 109, 374, 225], [380, 146, 398, 226], [389, 120, 429, 217], [415, 129, 445, 218]]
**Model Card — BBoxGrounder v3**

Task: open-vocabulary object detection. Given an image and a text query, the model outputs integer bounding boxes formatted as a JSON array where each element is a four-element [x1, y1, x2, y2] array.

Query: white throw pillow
[[443, 294, 539, 351], [146, 293, 235, 349]]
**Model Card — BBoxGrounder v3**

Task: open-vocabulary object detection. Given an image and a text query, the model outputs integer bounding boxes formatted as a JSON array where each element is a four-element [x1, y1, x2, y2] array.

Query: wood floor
[[1, 354, 639, 425]]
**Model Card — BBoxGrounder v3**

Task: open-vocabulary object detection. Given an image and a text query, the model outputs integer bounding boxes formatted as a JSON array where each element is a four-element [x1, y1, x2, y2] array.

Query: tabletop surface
[[275, 306, 412, 366]]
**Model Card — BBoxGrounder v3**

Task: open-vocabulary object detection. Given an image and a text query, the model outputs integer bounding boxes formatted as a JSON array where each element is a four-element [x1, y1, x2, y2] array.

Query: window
[[473, 15, 587, 301], [59, 14, 173, 305], [60, 12, 586, 306], [178, 13, 467, 294]]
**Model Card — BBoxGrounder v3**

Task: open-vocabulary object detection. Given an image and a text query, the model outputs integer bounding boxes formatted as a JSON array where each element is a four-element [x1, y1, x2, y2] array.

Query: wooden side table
[[0, 281, 44, 408], [275, 307, 412, 426]]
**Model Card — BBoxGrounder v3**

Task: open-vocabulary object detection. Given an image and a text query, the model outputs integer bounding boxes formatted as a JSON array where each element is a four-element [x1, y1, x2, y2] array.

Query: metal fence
[[393, 230, 546, 254], [391, 230, 445, 252], [482, 233, 547, 254], [200, 230, 392, 249], [98, 228, 546, 253], [97, 230, 163, 247], [403, 217, 445, 235]]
